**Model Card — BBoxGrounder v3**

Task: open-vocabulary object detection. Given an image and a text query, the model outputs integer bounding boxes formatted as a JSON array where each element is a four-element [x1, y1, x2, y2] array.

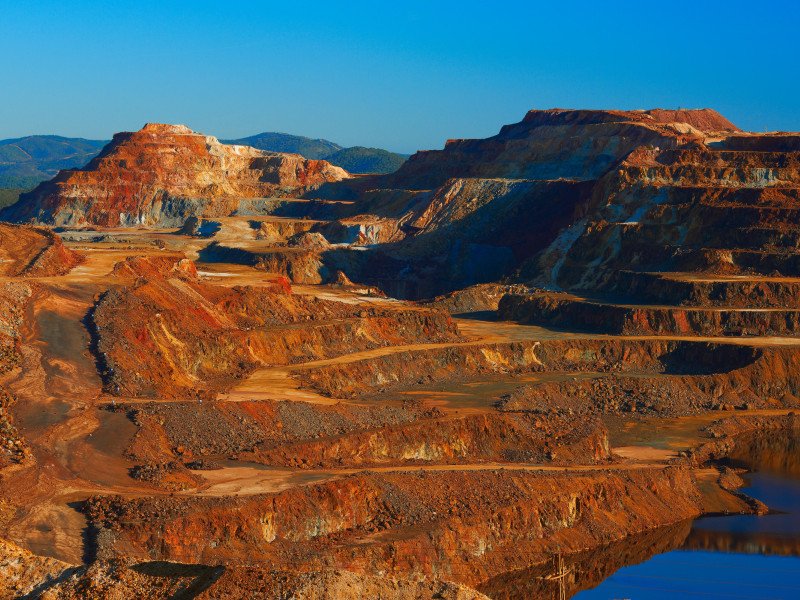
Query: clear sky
[[2, 0, 799, 154]]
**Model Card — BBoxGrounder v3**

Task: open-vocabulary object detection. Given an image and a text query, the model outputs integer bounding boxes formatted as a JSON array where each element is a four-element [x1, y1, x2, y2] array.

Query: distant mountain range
[[222, 133, 409, 174], [0, 135, 107, 188], [221, 132, 343, 160], [0, 131, 408, 193]]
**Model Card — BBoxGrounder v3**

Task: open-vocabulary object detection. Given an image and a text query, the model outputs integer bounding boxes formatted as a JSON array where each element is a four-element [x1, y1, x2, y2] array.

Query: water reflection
[[572, 427, 800, 599], [479, 428, 800, 599], [723, 428, 800, 478], [477, 521, 692, 599]]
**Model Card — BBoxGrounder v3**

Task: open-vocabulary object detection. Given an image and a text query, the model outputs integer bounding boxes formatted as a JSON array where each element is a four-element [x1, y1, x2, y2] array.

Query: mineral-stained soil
[[0, 223, 83, 277], [0, 538, 490, 600], [0, 281, 34, 469], [3, 107, 800, 597], [80, 467, 752, 588], [92, 257, 460, 398], [0, 123, 350, 227]]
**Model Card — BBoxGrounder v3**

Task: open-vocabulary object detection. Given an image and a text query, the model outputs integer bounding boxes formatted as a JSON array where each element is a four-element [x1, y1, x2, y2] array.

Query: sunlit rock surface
[[1, 123, 350, 227]]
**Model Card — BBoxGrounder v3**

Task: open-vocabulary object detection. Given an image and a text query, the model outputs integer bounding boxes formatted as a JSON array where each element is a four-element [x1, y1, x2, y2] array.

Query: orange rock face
[[384, 108, 739, 191], [1, 123, 350, 227], [0, 222, 83, 277], [93, 261, 461, 398]]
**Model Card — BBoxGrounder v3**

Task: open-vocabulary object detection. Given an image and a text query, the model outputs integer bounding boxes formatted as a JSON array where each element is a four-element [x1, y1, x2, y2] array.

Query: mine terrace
[[1, 109, 800, 598]]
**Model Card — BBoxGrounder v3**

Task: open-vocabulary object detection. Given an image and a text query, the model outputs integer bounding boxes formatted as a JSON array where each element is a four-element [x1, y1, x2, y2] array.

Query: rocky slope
[[2, 107, 799, 598], [0, 538, 488, 600], [92, 256, 460, 398], [81, 467, 754, 587], [0, 124, 350, 227], [0, 223, 83, 277], [286, 108, 749, 297]]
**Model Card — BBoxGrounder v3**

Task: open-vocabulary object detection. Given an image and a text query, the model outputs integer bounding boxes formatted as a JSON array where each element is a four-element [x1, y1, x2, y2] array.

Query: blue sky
[[1, 0, 799, 153]]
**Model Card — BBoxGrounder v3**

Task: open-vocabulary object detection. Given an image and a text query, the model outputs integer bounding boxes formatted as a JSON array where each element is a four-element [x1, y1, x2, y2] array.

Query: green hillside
[[223, 132, 342, 160], [0, 187, 31, 210], [323, 146, 407, 174], [0, 135, 108, 187], [224, 133, 408, 173]]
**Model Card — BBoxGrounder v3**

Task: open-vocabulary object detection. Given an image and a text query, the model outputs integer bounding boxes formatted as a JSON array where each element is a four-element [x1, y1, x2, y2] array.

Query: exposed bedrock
[[419, 283, 526, 314], [679, 413, 800, 468], [19, 108, 792, 300], [497, 371, 800, 417], [239, 412, 611, 468], [532, 134, 800, 289], [1, 123, 349, 227], [382, 108, 732, 191], [499, 292, 800, 337], [0, 223, 83, 277], [121, 398, 609, 470], [298, 336, 798, 402], [92, 265, 460, 398], [0, 538, 488, 600], [280, 109, 745, 298], [122, 400, 438, 461], [601, 270, 800, 308], [82, 467, 753, 587]]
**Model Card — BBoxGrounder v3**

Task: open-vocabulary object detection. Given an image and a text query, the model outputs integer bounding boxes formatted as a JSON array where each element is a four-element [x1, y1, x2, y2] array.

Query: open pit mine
[[1, 110, 799, 598]]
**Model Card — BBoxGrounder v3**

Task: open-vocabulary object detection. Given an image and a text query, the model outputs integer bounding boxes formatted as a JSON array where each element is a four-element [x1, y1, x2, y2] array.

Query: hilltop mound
[[222, 131, 343, 159], [323, 146, 408, 174], [0, 222, 82, 277], [0, 124, 350, 227]]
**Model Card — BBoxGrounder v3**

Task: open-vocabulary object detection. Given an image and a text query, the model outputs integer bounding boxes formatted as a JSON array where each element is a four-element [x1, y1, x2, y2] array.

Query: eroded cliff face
[[81, 467, 751, 588], [298, 109, 747, 297], [0, 538, 489, 600], [1, 123, 350, 227], [92, 257, 461, 398], [384, 108, 738, 191], [0, 223, 83, 277], [534, 137, 800, 291]]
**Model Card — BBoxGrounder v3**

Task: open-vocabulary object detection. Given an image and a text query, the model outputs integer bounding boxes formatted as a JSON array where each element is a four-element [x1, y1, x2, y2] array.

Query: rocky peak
[[1, 124, 350, 227], [140, 123, 195, 134], [518, 108, 739, 133]]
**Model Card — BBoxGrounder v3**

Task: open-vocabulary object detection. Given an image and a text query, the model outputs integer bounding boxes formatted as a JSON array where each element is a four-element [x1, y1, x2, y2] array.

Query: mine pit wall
[[93, 278, 460, 398], [106, 312, 457, 398], [499, 293, 800, 338], [0, 537, 491, 600], [497, 370, 800, 417], [241, 413, 611, 468], [298, 336, 800, 405], [84, 468, 753, 588], [602, 271, 800, 308], [126, 400, 436, 460], [125, 398, 609, 469], [681, 413, 800, 467]]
